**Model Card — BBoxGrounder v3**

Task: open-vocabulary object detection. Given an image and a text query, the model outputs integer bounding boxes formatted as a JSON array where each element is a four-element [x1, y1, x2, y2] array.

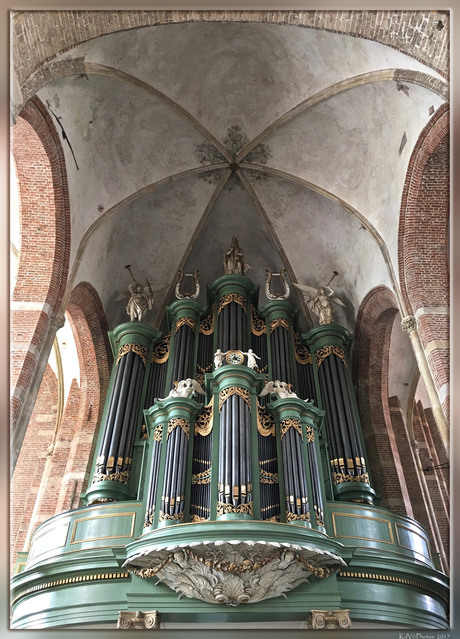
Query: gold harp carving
[[218, 293, 247, 315], [116, 343, 148, 366], [294, 332, 312, 364], [151, 333, 171, 364], [251, 306, 266, 335], [315, 345, 347, 367], [195, 400, 214, 436], [219, 387, 251, 411]]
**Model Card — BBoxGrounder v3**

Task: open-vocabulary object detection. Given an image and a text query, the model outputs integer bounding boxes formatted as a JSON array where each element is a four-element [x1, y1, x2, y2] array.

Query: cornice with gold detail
[[116, 343, 148, 366], [195, 400, 214, 436], [337, 570, 448, 601], [280, 417, 303, 439], [218, 293, 247, 314], [315, 345, 347, 367], [167, 417, 190, 439], [151, 333, 171, 364], [11, 571, 131, 604], [269, 317, 290, 333], [219, 386, 251, 411]]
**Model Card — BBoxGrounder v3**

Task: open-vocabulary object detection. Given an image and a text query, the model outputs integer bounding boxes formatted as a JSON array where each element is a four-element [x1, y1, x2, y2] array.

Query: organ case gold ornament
[[167, 418, 190, 439], [194, 400, 214, 436], [257, 403, 275, 436], [116, 343, 148, 366], [269, 318, 290, 333], [251, 306, 266, 335], [219, 387, 251, 411], [280, 418, 303, 439], [200, 306, 215, 335], [151, 333, 171, 364], [294, 332, 312, 364], [175, 317, 196, 333], [315, 345, 346, 367], [218, 293, 247, 314]]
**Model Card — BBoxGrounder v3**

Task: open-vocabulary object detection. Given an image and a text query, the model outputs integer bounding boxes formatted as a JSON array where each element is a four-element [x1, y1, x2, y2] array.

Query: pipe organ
[[12, 264, 448, 629]]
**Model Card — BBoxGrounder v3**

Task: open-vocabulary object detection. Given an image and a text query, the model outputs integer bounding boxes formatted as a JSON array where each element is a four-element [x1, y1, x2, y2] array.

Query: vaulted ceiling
[[13, 17, 448, 334]]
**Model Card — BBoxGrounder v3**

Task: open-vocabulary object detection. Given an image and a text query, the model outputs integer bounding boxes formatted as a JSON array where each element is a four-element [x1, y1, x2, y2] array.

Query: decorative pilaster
[[85, 322, 159, 504], [306, 324, 376, 504], [309, 609, 351, 629]]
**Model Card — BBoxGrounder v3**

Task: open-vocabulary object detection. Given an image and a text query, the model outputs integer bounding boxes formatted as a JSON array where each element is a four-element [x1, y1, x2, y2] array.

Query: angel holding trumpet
[[293, 271, 345, 325]]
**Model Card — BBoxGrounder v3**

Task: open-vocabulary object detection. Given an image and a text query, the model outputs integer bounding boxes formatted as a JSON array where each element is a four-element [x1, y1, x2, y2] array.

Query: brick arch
[[398, 104, 449, 423], [11, 95, 71, 467], [353, 286, 412, 514], [12, 9, 448, 104], [48, 282, 112, 513]]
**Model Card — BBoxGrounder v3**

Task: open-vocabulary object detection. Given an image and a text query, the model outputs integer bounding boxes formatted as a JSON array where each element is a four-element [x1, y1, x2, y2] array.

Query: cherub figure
[[159, 378, 205, 401], [293, 272, 345, 325], [242, 349, 261, 370], [259, 380, 298, 400], [214, 349, 228, 369]]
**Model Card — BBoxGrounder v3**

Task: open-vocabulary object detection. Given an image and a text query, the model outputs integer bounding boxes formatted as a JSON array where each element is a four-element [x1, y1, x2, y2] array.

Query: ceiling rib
[[61, 163, 230, 314], [235, 68, 447, 163]]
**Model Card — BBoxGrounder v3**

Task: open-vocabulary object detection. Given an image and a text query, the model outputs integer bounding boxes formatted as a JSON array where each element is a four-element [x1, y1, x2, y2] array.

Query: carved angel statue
[[242, 349, 260, 370], [158, 378, 205, 401], [175, 269, 200, 299], [223, 235, 250, 275], [259, 380, 299, 400], [122, 265, 154, 322], [214, 349, 228, 369], [293, 272, 345, 325], [265, 269, 290, 300]]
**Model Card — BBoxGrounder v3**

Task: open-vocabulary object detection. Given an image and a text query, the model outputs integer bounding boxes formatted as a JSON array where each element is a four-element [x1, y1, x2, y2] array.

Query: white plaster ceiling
[[33, 22, 448, 333]]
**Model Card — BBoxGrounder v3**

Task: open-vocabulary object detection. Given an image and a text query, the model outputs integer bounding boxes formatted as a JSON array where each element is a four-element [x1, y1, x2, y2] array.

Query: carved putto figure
[[158, 378, 205, 401], [124, 265, 154, 322], [259, 380, 299, 400], [242, 349, 261, 370], [293, 272, 345, 325], [265, 268, 290, 300], [223, 235, 251, 275], [175, 269, 200, 299], [214, 349, 227, 369]]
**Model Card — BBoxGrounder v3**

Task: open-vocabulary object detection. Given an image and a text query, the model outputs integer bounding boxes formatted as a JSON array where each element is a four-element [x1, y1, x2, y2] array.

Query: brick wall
[[10, 283, 111, 572], [11, 97, 70, 463], [353, 286, 411, 515], [398, 105, 449, 424], [12, 9, 448, 100]]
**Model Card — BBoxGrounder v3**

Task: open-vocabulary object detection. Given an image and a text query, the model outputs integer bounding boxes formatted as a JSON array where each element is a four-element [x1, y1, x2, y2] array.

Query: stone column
[[401, 315, 449, 452]]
